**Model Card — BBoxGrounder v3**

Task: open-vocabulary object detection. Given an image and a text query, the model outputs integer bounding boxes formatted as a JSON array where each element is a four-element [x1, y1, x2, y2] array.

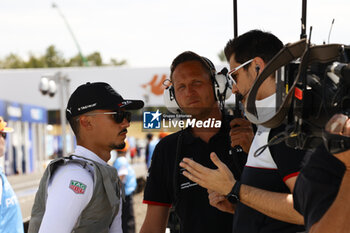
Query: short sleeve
[[143, 141, 173, 207], [268, 125, 307, 182], [293, 145, 345, 230]]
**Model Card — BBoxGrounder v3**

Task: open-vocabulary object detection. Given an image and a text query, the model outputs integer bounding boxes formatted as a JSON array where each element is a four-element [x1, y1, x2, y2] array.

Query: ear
[[79, 115, 93, 130], [253, 57, 265, 74]]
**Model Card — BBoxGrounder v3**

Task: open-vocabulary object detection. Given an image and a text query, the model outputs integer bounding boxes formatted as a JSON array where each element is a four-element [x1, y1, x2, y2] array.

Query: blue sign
[[0, 100, 5, 117], [6, 102, 22, 121], [143, 110, 161, 129], [22, 104, 47, 123]]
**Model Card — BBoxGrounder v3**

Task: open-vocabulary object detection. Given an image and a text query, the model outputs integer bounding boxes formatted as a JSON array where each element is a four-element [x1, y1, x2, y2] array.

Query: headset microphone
[[255, 66, 260, 74]]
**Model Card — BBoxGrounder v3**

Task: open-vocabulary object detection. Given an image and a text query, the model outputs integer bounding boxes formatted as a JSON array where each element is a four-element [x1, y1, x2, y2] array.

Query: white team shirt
[[38, 146, 122, 233]]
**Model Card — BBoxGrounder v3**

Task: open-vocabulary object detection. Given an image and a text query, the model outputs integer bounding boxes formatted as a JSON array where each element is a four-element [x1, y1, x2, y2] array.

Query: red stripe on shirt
[[244, 165, 278, 170], [283, 172, 300, 182], [143, 200, 172, 207]]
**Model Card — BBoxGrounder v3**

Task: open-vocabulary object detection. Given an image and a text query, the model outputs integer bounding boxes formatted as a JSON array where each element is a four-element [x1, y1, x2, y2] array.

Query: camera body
[[280, 45, 350, 151], [245, 39, 350, 153]]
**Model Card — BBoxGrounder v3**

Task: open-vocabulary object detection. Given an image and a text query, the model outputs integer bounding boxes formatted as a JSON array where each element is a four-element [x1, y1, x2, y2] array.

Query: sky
[[0, 0, 350, 68]]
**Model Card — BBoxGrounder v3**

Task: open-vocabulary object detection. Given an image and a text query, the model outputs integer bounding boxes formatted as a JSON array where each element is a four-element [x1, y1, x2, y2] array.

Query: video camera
[[245, 38, 350, 153]]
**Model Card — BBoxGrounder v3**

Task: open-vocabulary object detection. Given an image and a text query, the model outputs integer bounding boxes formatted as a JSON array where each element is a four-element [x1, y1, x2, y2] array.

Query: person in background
[[147, 132, 168, 168], [113, 140, 137, 233], [128, 136, 138, 163], [145, 133, 154, 168], [145, 133, 159, 169], [0, 116, 24, 233]]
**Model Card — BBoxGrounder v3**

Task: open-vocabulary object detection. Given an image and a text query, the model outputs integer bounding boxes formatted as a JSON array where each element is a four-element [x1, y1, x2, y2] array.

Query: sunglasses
[[228, 59, 254, 85], [83, 111, 132, 123], [1, 132, 6, 139]]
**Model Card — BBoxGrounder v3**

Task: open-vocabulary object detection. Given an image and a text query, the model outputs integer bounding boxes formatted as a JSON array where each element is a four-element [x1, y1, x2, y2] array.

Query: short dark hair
[[69, 116, 80, 140], [224, 30, 283, 69], [170, 51, 215, 81]]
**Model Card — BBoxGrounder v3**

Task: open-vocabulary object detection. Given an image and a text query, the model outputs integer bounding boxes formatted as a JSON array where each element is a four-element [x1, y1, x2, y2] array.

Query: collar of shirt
[[74, 145, 107, 165]]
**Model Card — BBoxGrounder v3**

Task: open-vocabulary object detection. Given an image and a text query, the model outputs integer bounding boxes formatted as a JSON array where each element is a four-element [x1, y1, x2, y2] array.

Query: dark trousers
[[122, 194, 135, 233]]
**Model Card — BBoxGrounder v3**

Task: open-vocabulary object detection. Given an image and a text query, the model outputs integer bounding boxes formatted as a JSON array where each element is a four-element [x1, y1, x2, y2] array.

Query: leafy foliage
[[0, 45, 127, 69], [218, 50, 226, 62]]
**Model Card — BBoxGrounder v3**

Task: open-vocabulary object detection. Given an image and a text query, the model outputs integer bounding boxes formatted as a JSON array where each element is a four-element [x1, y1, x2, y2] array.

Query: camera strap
[[245, 39, 343, 129], [245, 39, 307, 127]]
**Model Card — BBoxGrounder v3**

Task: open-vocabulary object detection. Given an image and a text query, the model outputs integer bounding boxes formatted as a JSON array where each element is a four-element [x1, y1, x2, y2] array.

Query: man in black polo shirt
[[140, 51, 252, 233], [293, 114, 350, 232], [180, 30, 306, 233]]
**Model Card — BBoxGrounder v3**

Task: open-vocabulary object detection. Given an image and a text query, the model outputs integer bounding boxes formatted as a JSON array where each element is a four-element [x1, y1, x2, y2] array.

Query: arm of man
[[38, 164, 93, 233], [141, 138, 174, 233], [180, 153, 304, 225], [207, 189, 235, 214], [240, 176, 303, 225], [140, 205, 170, 233], [230, 118, 254, 153]]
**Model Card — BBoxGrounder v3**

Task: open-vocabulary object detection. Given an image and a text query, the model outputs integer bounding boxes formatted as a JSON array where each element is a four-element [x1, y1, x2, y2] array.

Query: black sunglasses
[[84, 111, 132, 123], [1, 132, 6, 139]]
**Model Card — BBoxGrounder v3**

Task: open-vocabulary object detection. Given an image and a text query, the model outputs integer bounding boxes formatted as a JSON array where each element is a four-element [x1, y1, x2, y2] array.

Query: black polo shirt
[[143, 116, 245, 233], [293, 144, 346, 231], [232, 124, 306, 233]]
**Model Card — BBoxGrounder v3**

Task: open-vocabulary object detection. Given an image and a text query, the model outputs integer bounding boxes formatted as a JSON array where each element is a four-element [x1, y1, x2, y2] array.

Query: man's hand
[[230, 118, 254, 153], [208, 189, 235, 214], [179, 152, 236, 195], [325, 114, 350, 168]]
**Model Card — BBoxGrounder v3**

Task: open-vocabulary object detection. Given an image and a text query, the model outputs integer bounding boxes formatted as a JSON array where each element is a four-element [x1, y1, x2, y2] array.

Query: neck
[[256, 76, 276, 100], [77, 140, 111, 162]]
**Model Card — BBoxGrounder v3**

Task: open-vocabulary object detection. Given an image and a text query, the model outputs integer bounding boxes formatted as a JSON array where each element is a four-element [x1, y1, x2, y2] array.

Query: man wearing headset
[[140, 51, 252, 233], [28, 82, 144, 233], [179, 30, 306, 233]]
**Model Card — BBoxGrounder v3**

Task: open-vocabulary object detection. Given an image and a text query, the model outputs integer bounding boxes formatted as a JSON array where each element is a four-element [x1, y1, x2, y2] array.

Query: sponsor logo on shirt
[[179, 157, 198, 189], [69, 180, 87, 194]]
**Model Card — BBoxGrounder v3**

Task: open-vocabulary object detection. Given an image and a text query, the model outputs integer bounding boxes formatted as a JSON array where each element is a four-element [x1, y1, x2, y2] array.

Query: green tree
[[87, 52, 103, 66], [44, 45, 66, 67], [110, 58, 127, 66], [0, 45, 127, 69], [218, 50, 226, 62], [25, 53, 45, 68], [0, 53, 25, 68], [66, 54, 83, 67]]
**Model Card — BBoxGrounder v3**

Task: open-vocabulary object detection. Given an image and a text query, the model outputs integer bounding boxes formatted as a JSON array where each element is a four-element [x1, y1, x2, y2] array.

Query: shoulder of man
[[49, 159, 94, 196]]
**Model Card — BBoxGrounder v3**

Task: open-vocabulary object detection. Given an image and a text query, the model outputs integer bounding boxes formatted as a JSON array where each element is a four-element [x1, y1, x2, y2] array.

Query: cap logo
[[78, 103, 97, 111], [119, 100, 132, 107]]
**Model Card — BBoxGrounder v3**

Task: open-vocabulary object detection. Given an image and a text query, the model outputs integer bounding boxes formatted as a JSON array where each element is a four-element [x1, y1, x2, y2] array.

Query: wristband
[[225, 180, 241, 204]]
